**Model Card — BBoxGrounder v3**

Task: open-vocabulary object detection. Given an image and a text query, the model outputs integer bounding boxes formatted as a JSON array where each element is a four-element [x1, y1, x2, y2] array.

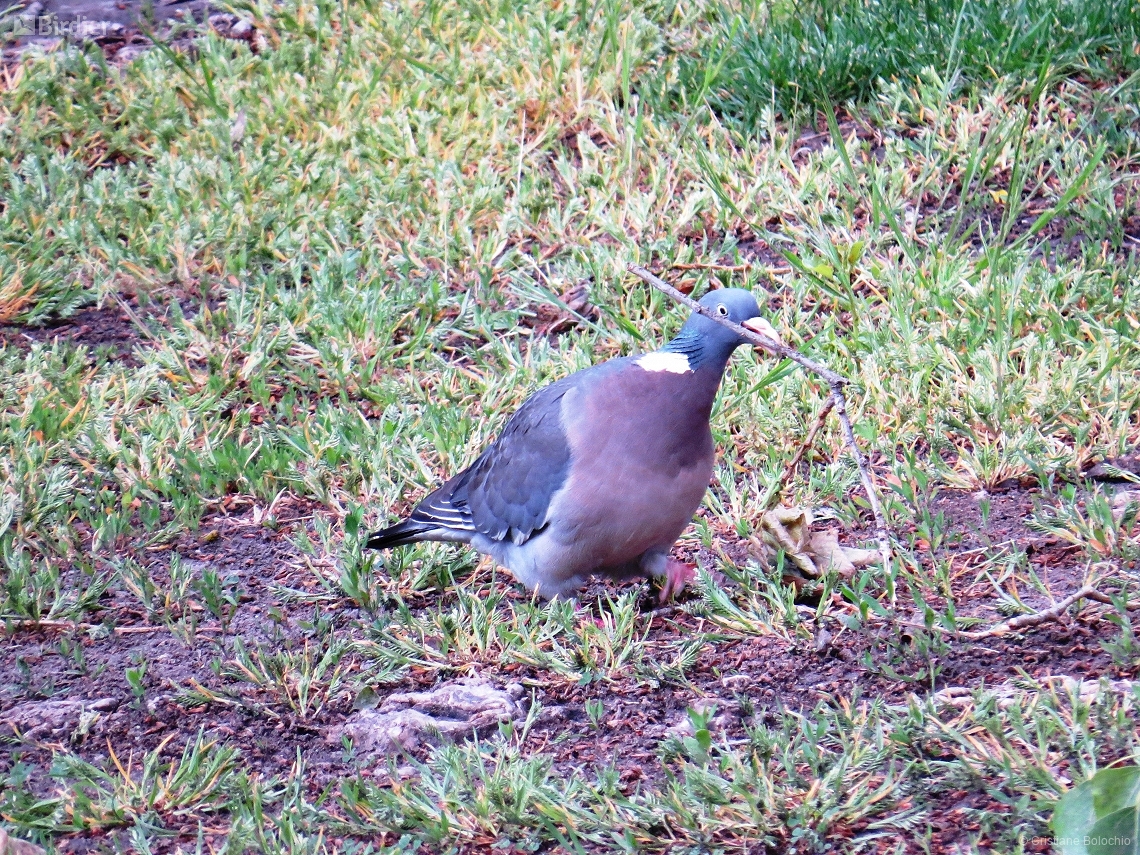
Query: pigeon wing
[[411, 381, 573, 545]]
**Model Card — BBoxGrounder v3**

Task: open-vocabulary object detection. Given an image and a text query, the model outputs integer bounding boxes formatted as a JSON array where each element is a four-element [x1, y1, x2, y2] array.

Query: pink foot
[[575, 603, 606, 628], [658, 560, 697, 603]]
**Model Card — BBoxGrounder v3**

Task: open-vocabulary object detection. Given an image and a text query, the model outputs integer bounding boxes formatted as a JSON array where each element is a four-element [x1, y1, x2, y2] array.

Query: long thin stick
[[628, 264, 848, 383], [773, 395, 836, 509], [627, 263, 893, 575], [829, 390, 893, 578], [958, 585, 1098, 639], [901, 584, 1104, 640]]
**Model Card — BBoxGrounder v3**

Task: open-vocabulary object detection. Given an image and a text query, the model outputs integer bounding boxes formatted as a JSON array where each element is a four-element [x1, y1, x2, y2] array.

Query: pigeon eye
[[716, 304, 728, 316]]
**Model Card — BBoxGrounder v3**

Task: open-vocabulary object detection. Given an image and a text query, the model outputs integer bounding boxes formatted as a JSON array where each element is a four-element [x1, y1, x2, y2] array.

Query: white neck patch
[[635, 351, 692, 374]]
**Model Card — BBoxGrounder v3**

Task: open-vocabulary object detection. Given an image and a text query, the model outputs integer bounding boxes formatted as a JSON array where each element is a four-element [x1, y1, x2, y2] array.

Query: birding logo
[[4, 11, 115, 38], [6, 14, 32, 36]]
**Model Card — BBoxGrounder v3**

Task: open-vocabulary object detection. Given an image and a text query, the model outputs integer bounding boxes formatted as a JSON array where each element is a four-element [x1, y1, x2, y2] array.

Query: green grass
[[1, 0, 1140, 850], [659, 0, 1140, 127]]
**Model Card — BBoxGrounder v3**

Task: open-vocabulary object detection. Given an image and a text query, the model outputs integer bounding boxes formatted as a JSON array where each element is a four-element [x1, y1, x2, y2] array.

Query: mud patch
[[0, 301, 146, 364]]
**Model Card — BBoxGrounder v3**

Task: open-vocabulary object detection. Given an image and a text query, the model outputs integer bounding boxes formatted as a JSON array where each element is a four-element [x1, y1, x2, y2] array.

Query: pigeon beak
[[741, 316, 783, 347]]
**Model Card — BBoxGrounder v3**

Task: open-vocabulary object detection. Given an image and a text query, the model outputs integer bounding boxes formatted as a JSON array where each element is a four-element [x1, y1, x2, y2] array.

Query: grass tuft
[[661, 0, 1140, 126]]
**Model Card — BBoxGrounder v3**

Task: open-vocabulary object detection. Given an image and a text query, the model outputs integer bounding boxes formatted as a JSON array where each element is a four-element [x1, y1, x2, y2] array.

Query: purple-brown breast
[[546, 360, 723, 570]]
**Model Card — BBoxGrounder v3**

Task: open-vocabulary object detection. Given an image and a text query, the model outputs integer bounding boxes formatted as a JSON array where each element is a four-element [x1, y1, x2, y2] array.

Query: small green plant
[[223, 637, 348, 720], [663, 705, 717, 767], [57, 634, 88, 677], [1102, 595, 1140, 668], [192, 568, 241, 631], [125, 657, 148, 707], [584, 698, 605, 730], [1053, 765, 1140, 855], [1029, 485, 1138, 559], [839, 571, 891, 631], [340, 733, 356, 764], [338, 553, 384, 615], [119, 558, 160, 622], [166, 552, 194, 609]]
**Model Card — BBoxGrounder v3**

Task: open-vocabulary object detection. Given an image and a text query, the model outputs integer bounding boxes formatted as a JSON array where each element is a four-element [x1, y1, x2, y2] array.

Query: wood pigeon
[[367, 288, 782, 600]]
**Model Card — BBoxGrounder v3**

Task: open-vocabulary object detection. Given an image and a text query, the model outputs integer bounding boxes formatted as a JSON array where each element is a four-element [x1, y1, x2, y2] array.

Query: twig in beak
[[626, 262, 893, 586]]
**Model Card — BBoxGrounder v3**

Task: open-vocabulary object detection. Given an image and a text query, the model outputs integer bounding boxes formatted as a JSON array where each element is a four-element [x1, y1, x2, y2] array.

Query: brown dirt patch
[[0, 485, 1134, 854], [0, 301, 146, 364]]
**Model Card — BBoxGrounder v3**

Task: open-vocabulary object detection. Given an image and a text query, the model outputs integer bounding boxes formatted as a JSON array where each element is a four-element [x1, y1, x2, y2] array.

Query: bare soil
[[0, 302, 146, 364], [1, 480, 1133, 853]]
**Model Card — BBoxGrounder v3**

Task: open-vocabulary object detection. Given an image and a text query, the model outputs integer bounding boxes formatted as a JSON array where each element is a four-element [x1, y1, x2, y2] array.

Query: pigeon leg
[[658, 559, 697, 603]]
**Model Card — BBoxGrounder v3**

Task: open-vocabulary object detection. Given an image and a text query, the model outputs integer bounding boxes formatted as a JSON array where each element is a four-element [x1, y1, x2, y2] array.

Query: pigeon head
[[663, 287, 782, 369]]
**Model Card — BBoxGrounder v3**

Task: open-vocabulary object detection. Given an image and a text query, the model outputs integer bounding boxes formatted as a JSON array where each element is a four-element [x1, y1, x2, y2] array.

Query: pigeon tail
[[365, 519, 437, 550]]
